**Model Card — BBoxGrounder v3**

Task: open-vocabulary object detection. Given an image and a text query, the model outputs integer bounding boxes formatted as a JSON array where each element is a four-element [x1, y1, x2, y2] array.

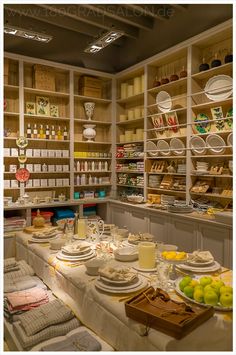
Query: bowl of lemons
[[176, 275, 233, 311], [161, 251, 188, 263]]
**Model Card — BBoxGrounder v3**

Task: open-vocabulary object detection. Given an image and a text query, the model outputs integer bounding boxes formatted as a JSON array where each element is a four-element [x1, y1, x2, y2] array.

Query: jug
[[87, 219, 104, 243]]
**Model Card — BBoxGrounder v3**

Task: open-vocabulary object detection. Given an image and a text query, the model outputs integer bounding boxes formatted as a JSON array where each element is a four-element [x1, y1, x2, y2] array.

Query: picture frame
[[211, 106, 225, 131], [50, 104, 59, 117], [165, 111, 179, 133], [26, 101, 36, 115], [36, 96, 50, 116]]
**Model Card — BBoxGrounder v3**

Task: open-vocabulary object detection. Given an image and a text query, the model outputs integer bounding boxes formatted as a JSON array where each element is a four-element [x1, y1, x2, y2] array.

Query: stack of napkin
[[99, 266, 137, 282], [188, 250, 214, 263]]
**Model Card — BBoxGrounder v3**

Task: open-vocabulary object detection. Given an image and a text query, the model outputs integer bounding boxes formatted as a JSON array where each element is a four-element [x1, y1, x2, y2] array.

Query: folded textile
[[6, 287, 48, 309], [4, 258, 18, 268], [189, 250, 214, 263], [4, 266, 20, 273], [99, 266, 137, 282], [17, 299, 74, 336], [41, 330, 101, 351], [13, 317, 81, 349], [4, 260, 34, 281], [4, 275, 46, 293]]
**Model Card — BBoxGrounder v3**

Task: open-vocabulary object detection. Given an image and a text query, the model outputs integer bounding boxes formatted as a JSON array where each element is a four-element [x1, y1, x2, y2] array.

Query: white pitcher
[[87, 219, 104, 243]]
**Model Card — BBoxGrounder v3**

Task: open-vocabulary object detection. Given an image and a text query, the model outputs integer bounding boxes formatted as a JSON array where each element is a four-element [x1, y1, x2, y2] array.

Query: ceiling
[[4, 3, 232, 73]]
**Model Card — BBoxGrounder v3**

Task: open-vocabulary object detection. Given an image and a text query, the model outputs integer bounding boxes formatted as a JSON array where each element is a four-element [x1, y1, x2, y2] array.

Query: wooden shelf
[[116, 140, 144, 145], [75, 171, 112, 174], [116, 118, 144, 126], [4, 187, 20, 190], [191, 62, 232, 80], [147, 155, 186, 159], [191, 98, 232, 110], [75, 183, 111, 187], [146, 106, 187, 114], [74, 141, 111, 145], [4, 137, 17, 141], [190, 192, 232, 199], [29, 171, 70, 174], [27, 138, 70, 143], [148, 77, 187, 94], [147, 172, 186, 176], [74, 94, 111, 104], [191, 174, 232, 178], [147, 187, 186, 193], [24, 114, 70, 121], [4, 112, 19, 116], [117, 184, 144, 188], [25, 186, 70, 189], [191, 154, 232, 158], [4, 85, 19, 91], [147, 135, 187, 141], [74, 157, 111, 160], [116, 157, 144, 160], [24, 87, 69, 98], [116, 171, 144, 174], [74, 119, 111, 125], [191, 130, 232, 137], [116, 92, 144, 104]]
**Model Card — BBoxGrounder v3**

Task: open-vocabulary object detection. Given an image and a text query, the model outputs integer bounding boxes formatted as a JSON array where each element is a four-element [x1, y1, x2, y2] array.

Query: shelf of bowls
[[116, 72, 145, 204], [189, 45, 233, 210], [145, 56, 188, 208], [4, 136, 68, 208]]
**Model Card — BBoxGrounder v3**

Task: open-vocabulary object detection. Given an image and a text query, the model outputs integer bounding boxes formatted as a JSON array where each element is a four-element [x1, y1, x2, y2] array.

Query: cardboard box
[[41, 149, 48, 158], [4, 180, 10, 189], [48, 150, 55, 158], [55, 165, 62, 172], [56, 178, 63, 187], [55, 150, 61, 158], [11, 148, 18, 157], [34, 64, 55, 91], [79, 76, 102, 89], [48, 165, 55, 172], [11, 180, 19, 188], [4, 148, 10, 157], [40, 179, 48, 187], [34, 164, 41, 172], [84, 191, 94, 199], [26, 179, 33, 188], [62, 165, 69, 172], [79, 87, 102, 99], [33, 179, 40, 187], [48, 179, 55, 187], [33, 149, 41, 157], [62, 150, 69, 158], [63, 178, 70, 186], [26, 164, 33, 173], [26, 149, 33, 157]]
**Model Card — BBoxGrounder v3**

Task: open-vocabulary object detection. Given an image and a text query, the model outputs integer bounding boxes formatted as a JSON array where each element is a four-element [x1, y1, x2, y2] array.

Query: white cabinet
[[4, 235, 16, 259], [128, 209, 148, 234], [110, 203, 129, 228], [168, 218, 198, 252]]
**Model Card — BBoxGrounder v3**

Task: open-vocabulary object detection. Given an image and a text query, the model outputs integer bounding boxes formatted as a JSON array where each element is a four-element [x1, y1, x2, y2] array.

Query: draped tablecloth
[[15, 231, 233, 351]]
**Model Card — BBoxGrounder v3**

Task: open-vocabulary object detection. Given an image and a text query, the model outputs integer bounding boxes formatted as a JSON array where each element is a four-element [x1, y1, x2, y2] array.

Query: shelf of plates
[[115, 68, 145, 201], [4, 54, 113, 204], [189, 26, 233, 208]]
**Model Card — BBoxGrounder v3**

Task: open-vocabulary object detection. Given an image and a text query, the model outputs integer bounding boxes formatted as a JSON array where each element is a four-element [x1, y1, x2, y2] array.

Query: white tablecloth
[[15, 232, 233, 351]]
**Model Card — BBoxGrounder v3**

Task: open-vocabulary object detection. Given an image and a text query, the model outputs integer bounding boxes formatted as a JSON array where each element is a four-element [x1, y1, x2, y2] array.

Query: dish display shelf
[[189, 27, 233, 208], [115, 68, 145, 201]]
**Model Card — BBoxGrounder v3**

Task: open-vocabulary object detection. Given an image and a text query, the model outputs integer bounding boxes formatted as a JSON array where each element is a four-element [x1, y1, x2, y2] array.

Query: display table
[[15, 231, 233, 351]]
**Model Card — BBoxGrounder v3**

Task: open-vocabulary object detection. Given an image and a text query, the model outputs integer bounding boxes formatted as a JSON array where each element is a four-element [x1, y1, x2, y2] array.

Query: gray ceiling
[[4, 3, 232, 73]]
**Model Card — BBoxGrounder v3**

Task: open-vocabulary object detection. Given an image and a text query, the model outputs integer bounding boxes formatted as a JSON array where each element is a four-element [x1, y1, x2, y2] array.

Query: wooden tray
[[125, 287, 214, 339]]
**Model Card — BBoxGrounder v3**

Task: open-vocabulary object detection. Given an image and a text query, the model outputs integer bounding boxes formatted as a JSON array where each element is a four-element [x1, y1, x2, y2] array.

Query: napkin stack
[[99, 266, 137, 282], [189, 250, 214, 263]]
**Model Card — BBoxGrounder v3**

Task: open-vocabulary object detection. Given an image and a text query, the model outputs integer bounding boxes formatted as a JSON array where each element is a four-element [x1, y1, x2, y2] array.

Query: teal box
[[74, 192, 80, 199]]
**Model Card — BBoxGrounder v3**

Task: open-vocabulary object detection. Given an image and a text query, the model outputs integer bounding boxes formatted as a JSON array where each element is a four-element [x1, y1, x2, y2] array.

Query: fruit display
[[161, 251, 187, 261], [177, 275, 233, 310]]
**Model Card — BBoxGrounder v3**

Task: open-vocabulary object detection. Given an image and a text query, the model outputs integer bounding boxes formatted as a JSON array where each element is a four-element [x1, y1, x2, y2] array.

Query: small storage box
[[79, 76, 102, 89], [34, 64, 55, 91], [79, 87, 102, 99]]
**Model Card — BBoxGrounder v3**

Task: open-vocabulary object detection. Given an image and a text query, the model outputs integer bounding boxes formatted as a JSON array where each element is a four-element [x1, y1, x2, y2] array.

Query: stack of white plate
[[196, 161, 209, 174], [149, 175, 162, 188], [177, 164, 186, 174], [56, 241, 95, 261], [168, 205, 193, 213], [95, 272, 147, 294], [29, 231, 62, 243], [177, 256, 221, 273], [161, 194, 175, 205]]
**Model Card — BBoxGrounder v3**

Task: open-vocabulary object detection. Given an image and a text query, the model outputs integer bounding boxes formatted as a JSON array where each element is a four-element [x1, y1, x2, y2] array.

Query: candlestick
[[138, 242, 156, 269]]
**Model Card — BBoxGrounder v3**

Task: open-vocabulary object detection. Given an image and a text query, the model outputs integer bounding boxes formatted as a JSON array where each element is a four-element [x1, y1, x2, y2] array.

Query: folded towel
[[4, 276, 46, 293], [17, 299, 74, 336], [7, 287, 48, 309], [4, 266, 20, 273], [4, 260, 34, 281], [4, 258, 18, 268], [189, 250, 214, 263], [41, 330, 101, 351], [13, 317, 81, 349], [99, 266, 137, 282]]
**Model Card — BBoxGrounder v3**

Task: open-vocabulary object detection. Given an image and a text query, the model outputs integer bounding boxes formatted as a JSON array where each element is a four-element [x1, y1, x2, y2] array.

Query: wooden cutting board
[[23, 225, 57, 234]]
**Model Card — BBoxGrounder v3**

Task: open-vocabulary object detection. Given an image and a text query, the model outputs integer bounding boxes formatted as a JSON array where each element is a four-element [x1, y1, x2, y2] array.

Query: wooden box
[[34, 64, 55, 91], [125, 287, 214, 339], [79, 86, 102, 98], [79, 75, 102, 89]]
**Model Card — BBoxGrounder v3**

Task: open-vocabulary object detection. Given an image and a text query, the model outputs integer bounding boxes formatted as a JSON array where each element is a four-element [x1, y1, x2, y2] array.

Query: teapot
[[87, 219, 104, 243]]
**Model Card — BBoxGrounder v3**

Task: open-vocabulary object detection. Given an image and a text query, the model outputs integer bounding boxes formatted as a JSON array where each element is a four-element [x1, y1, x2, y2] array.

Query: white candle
[[127, 109, 134, 120], [119, 114, 127, 122], [134, 76, 141, 95], [141, 75, 145, 92], [77, 218, 87, 239], [120, 83, 127, 99], [134, 107, 141, 119], [138, 242, 156, 269], [127, 84, 134, 97]]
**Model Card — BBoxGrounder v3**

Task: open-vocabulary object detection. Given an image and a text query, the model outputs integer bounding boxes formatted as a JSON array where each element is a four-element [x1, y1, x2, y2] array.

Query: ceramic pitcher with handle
[[87, 219, 104, 242]]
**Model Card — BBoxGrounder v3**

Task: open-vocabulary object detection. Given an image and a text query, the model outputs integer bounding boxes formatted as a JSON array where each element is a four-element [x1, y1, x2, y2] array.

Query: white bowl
[[116, 228, 129, 238], [157, 140, 170, 156], [206, 134, 226, 155], [158, 244, 178, 252], [84, 258, 106, 276], [114, 247, 138, 262], [170, 138, 185, 156], [190, 136, 206, 155], [156, 91, 172, 113]]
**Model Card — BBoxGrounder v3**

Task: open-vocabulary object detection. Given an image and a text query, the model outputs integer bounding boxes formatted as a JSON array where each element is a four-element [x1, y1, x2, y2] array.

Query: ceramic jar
[[84, 102, 95, 120], [83, 124, 96, 142]]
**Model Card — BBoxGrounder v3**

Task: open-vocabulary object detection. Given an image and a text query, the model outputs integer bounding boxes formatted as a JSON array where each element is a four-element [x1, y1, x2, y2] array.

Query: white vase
[[83, 124, 96, 142], [84, 102, 95, 120]]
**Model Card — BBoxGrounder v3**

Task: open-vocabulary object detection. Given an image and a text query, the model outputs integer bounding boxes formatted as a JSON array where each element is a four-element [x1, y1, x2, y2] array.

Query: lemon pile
[[161, 251, 187, 261], [179, 276, 233, 307]]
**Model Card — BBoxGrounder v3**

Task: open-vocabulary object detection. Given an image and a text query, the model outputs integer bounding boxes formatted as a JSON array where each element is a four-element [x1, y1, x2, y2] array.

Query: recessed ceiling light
[[4, 25, 52, 43], [84, 29, 124, 54]]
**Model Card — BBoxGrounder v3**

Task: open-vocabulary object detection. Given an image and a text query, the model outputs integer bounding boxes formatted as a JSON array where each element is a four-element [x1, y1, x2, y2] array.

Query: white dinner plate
[[96, 277, 142, 291], [186, 258, 214, 267], [189, 136, 206, 155], [95, 276, 148, 294], [29, 236, 59, 243], [177, 260, 221, 273], [175, 276, 232, 311], [157, 140, 170, 156], [206, 134, 226, 155], [170, 138, 185, 156], [204, 75, 233, 101], [227, 133, 233, 152], [132, 263, 157, 272], [99, 274, 138, 286], [146, 140, 158, 156], [56, 250, 96, 261], [156, 91, 172, 112]]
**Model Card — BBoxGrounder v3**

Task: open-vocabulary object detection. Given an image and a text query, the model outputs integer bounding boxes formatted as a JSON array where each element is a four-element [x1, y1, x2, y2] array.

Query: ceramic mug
[[87, 219, 104, 242]]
